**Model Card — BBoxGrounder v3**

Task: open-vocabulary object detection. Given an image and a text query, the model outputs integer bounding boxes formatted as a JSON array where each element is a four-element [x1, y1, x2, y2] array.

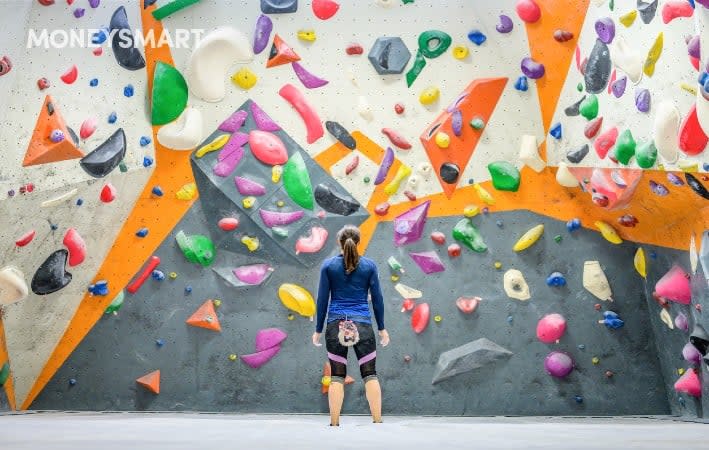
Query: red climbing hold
[[218, 217, 239, 231], [662, 0, 694, 24], [553, 29, 574, 43], [411, 303, 430, 334], [63, 228, 86, 267], [594, 126, 618, 159], [60, 64, 78, 84], [312, 0, 340, 20], [375, 202, 390, 216], [38, 0, 55, 5], [394, 103, 405, 115], [345, 43, 364, 55], [37, 78, 50, 90], [404, 190, 417, 201], [15, 230, 36, 247], [100, 182, 117, 203], [447, 244, 462, 258], [79, 117, 97, 139], [93, 47, 102, 56], [516, 0, 541, 23], [678, 104, 708, 156], [584, 117, 603, 139], [127, 256, 161, 294], [430, 231, 446, 245], [381, 128, 412, 150], [345, 155, 359, 175]]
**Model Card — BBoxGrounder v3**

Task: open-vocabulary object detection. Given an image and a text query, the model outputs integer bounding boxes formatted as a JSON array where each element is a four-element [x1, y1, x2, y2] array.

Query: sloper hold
[[241, 345, 281, 368], [255, 328, 287, 352], [186, 299, 222, 331], [431, 338, 513, 384], [31, 249, 72, 295], [584, 39, 611, 94], [23, 96, 84, 167], [0, 266, 29, 305], [261, 0, 297, 14], [109, 6, 146, 70], [583, 261, 612, 301], [267, 34, 301, 68], [283, 152, 314, 209], [314, 183, 360, 216], [638, 0, 658, 24], [368, 37, 411, 75], [394, 201, 430, 246], [151, 61, 188, 125], [136, 370, 160, 394]]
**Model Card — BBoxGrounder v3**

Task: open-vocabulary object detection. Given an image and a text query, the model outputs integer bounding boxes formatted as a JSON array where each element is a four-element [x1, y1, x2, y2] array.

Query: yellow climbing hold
[[213, 299, 222, 308], [678, 160, 699, 172], [419, 86, 440, 105], [241, 235, 260, 252], [272, 165, 283, 183], [231, 67, 258, 90], [634, 248, 646, 279], [452, 45, 469, 59], [169, 272, 177, 279], [463, 205, 479, 217], [435, 132, 450, 149], [513, 224, 544, 252], [287, 313, 295, 321], [680, 82, 697, 95], [243, 196, 256, 209], [195, 134, 230, 158], [619, 10, 637, 27], [494, 261, 502, 269], [391, 275, 399, 282], [384, 164, 412, 196], [228, 353, 237, 361], [660, 308, 674, 329], [595, 221, 623, 244], [592, 357, 600, 365], [473, 183, 495, 205], [276, 200, 285, 207], [678, 367, 685, 375], [278, 283, 316, 317], [176, 182, 197, 200], [297, 29, 316, 42], [434, 315, 442, 323], [643, 32, 663, 77]]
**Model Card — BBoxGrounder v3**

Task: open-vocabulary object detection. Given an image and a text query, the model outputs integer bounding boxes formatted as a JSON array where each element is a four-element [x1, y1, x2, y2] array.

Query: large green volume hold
[[151, 61, 188, 125], [283, 152, 314, 210], [452, 218, 487, 253]]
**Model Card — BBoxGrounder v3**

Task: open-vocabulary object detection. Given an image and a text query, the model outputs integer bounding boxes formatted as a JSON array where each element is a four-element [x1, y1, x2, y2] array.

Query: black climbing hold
[[80, 128, 127, 178], [67, 126, 79, 147], [314, 184, 361, 216], [143, 0, 157, 8], [440, 162, 460, 184], [690, 324, 709, 355], [325, 121, 356, 150], [637, 0, 658, 24], [110, 6, 146, 71], [566, 144, 589, 164], [261, 0, 298, 14], [564, 96, 586, 116], [31, 249, 72, 295], [584, 39, 611, 94], [686, 173, 709, 200], [47, 102, 54, 116]]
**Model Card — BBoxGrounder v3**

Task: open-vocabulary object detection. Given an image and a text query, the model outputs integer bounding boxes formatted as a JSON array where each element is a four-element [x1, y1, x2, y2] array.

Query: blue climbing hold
[[601, 311, 624, 329], [156, 339, 164, 347], [703, 163, 709, 172], [136, 228, 149, 237], [546, 271, 567, 287], [123, 84, 134, 97], [650, 251, 657, 259], [50, 223, 58, 231], [699, 72, 708, 86], [574, 395, 583, 404], [507, 315, 513, 323], [151, 186, 164, 197], [496, 220, 503, 228], [143, 156, 154, 167], [108, 111, 117, 124], [688, 0, 695, 8], [69, 378, 77, 386], [140, 136, 152, 147], [467, 30, 487, 46], [550, 122, 562, 140], [514, 76, 528, 92], [91, 28, 108, 44], [185, 285, 193, 294], [88, 280, 109, 296], [566, 218, 581, 232], [89, 78, 98, 87], [76, 198, 84, 206], [151, 270, 165, 281]]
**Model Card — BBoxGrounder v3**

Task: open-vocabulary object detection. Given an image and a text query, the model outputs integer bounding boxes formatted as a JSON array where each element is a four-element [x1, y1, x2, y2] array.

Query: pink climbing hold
[[100, 182, 116, 203], [241, 345, 281, 369], [249, 130, 288, 166], [279, 83, 324, 144], [662, 0, 694, 24], [15, 230, 36, 247], [295, 226, 328, 254], [234, 176, 267, 196], [312, 0, 340, 20], [218, 217, 239, 231], [60, 64, 78, 84], [536, 313, 567, 344], [674, 368, 701, 397], [62, 228, 86, 267], [455, 296, 480, 314], [544, 351, 574, 378], [254, 328, 287, 352], [594, 126, 618, 159], [234, 264, 273, 286], [409, 251, 445, 274], [394, 201, 430, 246], [218, 110, 247, 133], [411, 303, 430, 334], [516, 0, 541, 23], [655, 265, 691, 305], [678, 105, 708, 156], [79, 117, 97, 139]]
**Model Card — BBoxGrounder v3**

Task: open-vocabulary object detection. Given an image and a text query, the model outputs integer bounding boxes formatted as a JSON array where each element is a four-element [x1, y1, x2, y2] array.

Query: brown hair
[[337, 225, 360, 274]]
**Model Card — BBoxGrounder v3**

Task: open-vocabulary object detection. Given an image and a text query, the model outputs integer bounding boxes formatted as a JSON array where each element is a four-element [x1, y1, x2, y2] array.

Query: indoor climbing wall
[[2, 0, 709, 416]]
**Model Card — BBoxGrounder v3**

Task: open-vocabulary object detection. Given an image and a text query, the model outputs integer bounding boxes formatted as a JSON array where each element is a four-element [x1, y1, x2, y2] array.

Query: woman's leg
[[325, 321, 347, 426], [364, 378, 382, 423], [353, 323, 381, 422]]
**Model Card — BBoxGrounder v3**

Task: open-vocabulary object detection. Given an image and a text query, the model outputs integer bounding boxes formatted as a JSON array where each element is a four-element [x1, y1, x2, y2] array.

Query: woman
[[312, 225, 389, 426]]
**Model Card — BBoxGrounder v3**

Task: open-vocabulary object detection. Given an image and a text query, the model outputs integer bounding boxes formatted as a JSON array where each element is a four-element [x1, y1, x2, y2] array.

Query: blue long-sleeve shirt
[[315, 255, 385, 333]]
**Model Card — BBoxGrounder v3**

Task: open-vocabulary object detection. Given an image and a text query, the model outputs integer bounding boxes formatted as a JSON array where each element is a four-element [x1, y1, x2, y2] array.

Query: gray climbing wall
[[31, 209, 671, 415]]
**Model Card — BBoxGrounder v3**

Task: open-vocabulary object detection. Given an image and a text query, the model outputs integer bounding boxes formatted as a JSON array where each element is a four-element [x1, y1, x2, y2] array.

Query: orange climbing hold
[[186, 299, 221, 332], [135, 369, 160, 394], [266, 34, 300, 68], [23, 95, 84, 167]]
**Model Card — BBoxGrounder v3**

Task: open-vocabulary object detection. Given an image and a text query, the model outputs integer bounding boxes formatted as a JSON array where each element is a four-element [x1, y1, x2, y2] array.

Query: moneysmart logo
[[26, 28, 205, 49]]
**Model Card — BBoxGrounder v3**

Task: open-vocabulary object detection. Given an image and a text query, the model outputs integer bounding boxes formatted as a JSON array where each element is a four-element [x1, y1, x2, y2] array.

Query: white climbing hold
[[519, 134, 545, 172], [357, 96, 373, 121], [653, 100, 680, 163], [503, 269, 530, 301], [660, 308, 674, 330], [0, 266, 28, 305], [555, 162, 579, 187], [417, 162, 433, 178], [583, 261, 613, 302], [394, 282, 422, 299], [186, 27, 254, 102], [376, 0, 395, 7], [41, 188, 78, 208], [690, 233, 698, 275], [157, 107, 205, 151], [609, 36, 643, 84]]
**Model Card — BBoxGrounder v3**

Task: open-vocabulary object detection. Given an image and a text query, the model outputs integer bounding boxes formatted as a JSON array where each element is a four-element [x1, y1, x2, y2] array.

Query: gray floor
[[1, 413, 708, 449]]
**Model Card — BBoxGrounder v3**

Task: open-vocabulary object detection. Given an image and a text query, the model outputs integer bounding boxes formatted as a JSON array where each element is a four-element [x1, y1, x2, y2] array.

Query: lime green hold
[[614, 129, 636, 165], [487, 161, 520, 192], [470, 117, 485, 130], [104, 290, 125, 314], [176, 230, 216, 267], [151, 61, 188, 126], [282, 152, 314, 210], [579, 94, 599, 120], [636, 141, 658, 169], [554, 235, 563, 243], [452, 218, 487, 253], [0, 361, 9, 386]]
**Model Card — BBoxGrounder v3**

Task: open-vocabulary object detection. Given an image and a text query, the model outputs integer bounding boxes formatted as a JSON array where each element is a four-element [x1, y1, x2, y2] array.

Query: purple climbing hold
[[235, 176, 267, 196], [611, 76, 627, 98], [218, 110, 247, 133], [254, 328, 287, 352], [521, 57, 545, 79], [496, 14, 514, 33], [675, 312, 689, 332], [213, 134, 247, 177], [409, 251, 445, 274], [250, 101, 281, 132], [635, 88, 651, 113], [374, 147, 395, 185], [683, 342, 702, 364], [74, 8, 86, 18], [688, 35, 700, 59], [594, 17, 615, 44], [50, 129, 65, 143], [667, 172, 685, 186], [544, 351, 574, 378], [253, 14, 273, 55], [259, 209, 305, 228], [451, 109, 463, 137], [89, 0, 100, 7], [234, 264, 273, 286], [467, 30, 487, 46], [291, 61, 329, 89], [649, 180, 669, 196], [394, 200, 431, 246]]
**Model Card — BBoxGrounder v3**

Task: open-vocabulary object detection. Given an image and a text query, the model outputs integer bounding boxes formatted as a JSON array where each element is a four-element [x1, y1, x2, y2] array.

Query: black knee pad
[[359, 360, 376, 380], [329, 360, 347, 379]]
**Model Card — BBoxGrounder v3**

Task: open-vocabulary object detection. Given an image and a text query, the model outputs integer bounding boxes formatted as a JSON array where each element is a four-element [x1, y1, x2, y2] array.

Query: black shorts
[[325, 320, 377, 382]]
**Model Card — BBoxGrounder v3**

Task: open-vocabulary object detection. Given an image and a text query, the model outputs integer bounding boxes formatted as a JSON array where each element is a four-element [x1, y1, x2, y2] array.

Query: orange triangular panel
[[23, 95, 84, 167], [186, 300, 221, 331], [266, 34, 301, 68], [420, 78, 508, 198], [136, 369, 160, 394]]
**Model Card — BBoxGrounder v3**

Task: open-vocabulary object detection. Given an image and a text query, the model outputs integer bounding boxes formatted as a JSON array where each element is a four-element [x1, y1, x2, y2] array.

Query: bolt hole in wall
[[0, 0, 707, 417]]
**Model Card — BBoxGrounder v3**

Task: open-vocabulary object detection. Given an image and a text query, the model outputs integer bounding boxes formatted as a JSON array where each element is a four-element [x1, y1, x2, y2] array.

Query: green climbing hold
[[636, 141, 658, 169], [176, 230, 216, 267], [418, 30, 452, 59], [487, 161, 521, 192], [614, 129, 636, 165], [406, 50, 427, 88], [576, 82, 583, 92], [554, 235, 563, 243], [283, 152, 314, 210], [470, 117, 485, 130], [119, 161, 128, 173], [272, 227, 289, 238], [452, 218, 487, 253], [152, 0, 201, 21], [579, 94, 599, 120], [0, 361, 9, 386], [104, 290, 125, 314], [609, 0, 614, 11], [364, 176, 371, 183], [151, 61, 188, 126]]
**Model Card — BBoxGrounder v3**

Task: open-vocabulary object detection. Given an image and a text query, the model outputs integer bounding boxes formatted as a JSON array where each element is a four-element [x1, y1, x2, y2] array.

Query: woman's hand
[[378, 329, 390, 347], [312, 332, 322, 347]]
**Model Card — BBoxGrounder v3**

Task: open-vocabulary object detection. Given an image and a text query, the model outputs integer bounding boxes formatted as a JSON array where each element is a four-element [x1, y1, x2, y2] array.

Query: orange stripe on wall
[[0, 318, 16, 411]]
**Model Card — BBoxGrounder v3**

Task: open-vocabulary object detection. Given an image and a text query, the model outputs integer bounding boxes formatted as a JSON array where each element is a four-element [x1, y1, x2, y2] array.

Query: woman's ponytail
[[338, 225, 361, 274]]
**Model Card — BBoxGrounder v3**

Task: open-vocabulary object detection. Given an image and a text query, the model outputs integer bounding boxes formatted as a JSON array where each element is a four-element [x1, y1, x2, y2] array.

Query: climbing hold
[[411, 303, 430, 334], [282, 152, 314, 209], [674, 368, 701, 397], [37, 77, 50, 90], [109, 6, 146, 71], [295, 226, 328, 254], [556, 163, 579, 187], [613, 129, 636, 165], [374, 147, 395, 185], [253, 14, 273, 55], [653, 101, 681, 163], [151, 61, 188, 125], [15, 230, 36, 248], [649, 180, 669, 196], [384, 164, 412, 196], [419, 86, 440, 105], [234, 177, 266, 197], [409, 251, 445, 274], [467, 30, 486, 46], [394, 201, 430, 246], [176, 230, 215, 267], [537, 314, 567, 343], [678, 105, 708, 156], [452, 218, 487, 253], [240, 235, 260, 252], [496, 14, 514, 33], [455, 296, 480, 314], [549, 123, 562, 140], [344, 155, 359, 175], [579, 94, 599, 120], [60, 64, 78, 84], [553, 30, 574, 42], [675, 312, 689, 332], [452, 45, 469, 59], [249, 130, 289, 166], [278, 283, 316, 317], [583, 261, 613, 301], [157, 107, 204, 151], [357, 96, 373, 121], [567, 218, 581, 232], [135, 228, 149, 238], [662, 0, 694, 23], [186, 299, 221, 332], [314, 184, 360, 216], [594, 127, 618, 159], [381, 128, 411, 150], [312, 0, 339, 19], [655, 265, 691, 304], [617, 214, 638, 227], [218, 218, 239, 231], [463, 205, 479, 218], [488, 161, 520, 192], [368, 36, 411, 75], [430, 231, 446, 245], [520, 57, 545, 79], [435, 132, 450, 149], [31, 249, 72, 295], [24, 96, 84, 167], [279, 83, 324, 144], [599, 311, 624, 329], [473, 184, 495, 205], [585, 39, 611, 94], [242, 197, 256, 209], [610, 36, 643, 84], [566, 144, 590, 164], [546, 272, 566, 287], [620, 10, 638, 27], [346, 43, 363, 55], [259, 209, 304, 228], [595, 18, 615, 44], [686, 173, 709, 200], [136, 370, 160, 394], [231, 67, 258, 90], [667, 172, 684, 186], [519, 135, 545, 172], [595, 221, 622, 244], [545, 351, 574, 378], [261, 0, 298, 13], [514, 76, 529, 92], [504, 269, 530, 301], [513, 224, 544, 252], [62, 229, 86, 267], [231, 264, 274, 286], [635, 88, 651, 113], [152, 0, 200, 20], [324, 121, 356, 150], [431, 338, 513, 385], [516, 0, 541, 23], [643, 32, 663, 77], [291, 61, 329, 89], [0, 267, 29, 306], [297, 29, 316, 42]]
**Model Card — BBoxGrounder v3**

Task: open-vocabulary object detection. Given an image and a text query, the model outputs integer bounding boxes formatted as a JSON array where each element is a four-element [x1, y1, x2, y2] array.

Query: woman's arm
[[315, 261, 331, 333], [369, 264, 385, 330]]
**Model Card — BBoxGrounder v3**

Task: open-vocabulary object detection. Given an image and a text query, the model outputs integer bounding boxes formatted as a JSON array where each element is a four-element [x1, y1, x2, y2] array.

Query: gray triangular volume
[[431, 338, 513, 385]]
